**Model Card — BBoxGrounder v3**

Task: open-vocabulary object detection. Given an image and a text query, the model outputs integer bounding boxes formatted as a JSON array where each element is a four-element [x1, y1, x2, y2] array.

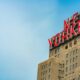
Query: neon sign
[[48, 12, 80, 48]]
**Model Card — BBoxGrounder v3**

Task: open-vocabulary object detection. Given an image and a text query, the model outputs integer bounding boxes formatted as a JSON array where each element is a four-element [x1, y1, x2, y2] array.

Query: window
[[73, 57, 75, 62], [75, 63, 77, 68], [43, 78, 46, 80], [48, 74, 50, 79], [76, 49, 78, 53], [57, 47, 60, 52], [49, 62, 51, 66], [55, 49, 57, 54], [65, 45, 68, 49], [73, 50, 75, 55], [62, 64, 64, 68], [76, 56, 78, 60], [73, 64, 74, 69], [58, 70, 64, 74], [66, 54, 68, 58], [42, 65, 45, 69], [72, 78, 75, 80], [78, 75, 80, 80], [59, 64, 64, 68], [66, 67, 68, 72], [74, 39, 77, 45], [69, 42, 72, 47], [70, 59, 71, 63], [42, 64, 47, 69], [66, 60, 68, 65], [49, 68, 51, 72], [70, 65, 71, 71], [45, 70, 47, 74]]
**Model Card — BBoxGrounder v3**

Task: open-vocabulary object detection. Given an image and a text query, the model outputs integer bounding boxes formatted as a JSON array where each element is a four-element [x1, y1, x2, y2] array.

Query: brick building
[[37, 12, 80, 80]]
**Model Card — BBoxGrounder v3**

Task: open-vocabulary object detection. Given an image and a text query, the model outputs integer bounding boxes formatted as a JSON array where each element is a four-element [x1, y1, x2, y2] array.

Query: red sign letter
[[78, 20, 80, 34], [48, 39, 52, 47]]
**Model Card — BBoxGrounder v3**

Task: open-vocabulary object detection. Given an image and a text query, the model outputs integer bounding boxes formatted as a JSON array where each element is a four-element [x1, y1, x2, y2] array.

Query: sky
[[0, 0, 80, 80]]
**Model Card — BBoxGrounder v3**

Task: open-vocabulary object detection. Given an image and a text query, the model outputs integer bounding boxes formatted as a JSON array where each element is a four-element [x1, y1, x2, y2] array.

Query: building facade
[[37, 12, 80, 80]]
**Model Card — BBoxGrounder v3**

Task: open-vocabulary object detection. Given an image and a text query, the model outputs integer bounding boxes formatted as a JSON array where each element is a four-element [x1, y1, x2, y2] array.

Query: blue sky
[[0, 0, 80, 80]]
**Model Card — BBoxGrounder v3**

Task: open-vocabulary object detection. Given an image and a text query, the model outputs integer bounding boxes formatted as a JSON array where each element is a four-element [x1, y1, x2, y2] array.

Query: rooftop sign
[[48, 12, 80, 49]]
